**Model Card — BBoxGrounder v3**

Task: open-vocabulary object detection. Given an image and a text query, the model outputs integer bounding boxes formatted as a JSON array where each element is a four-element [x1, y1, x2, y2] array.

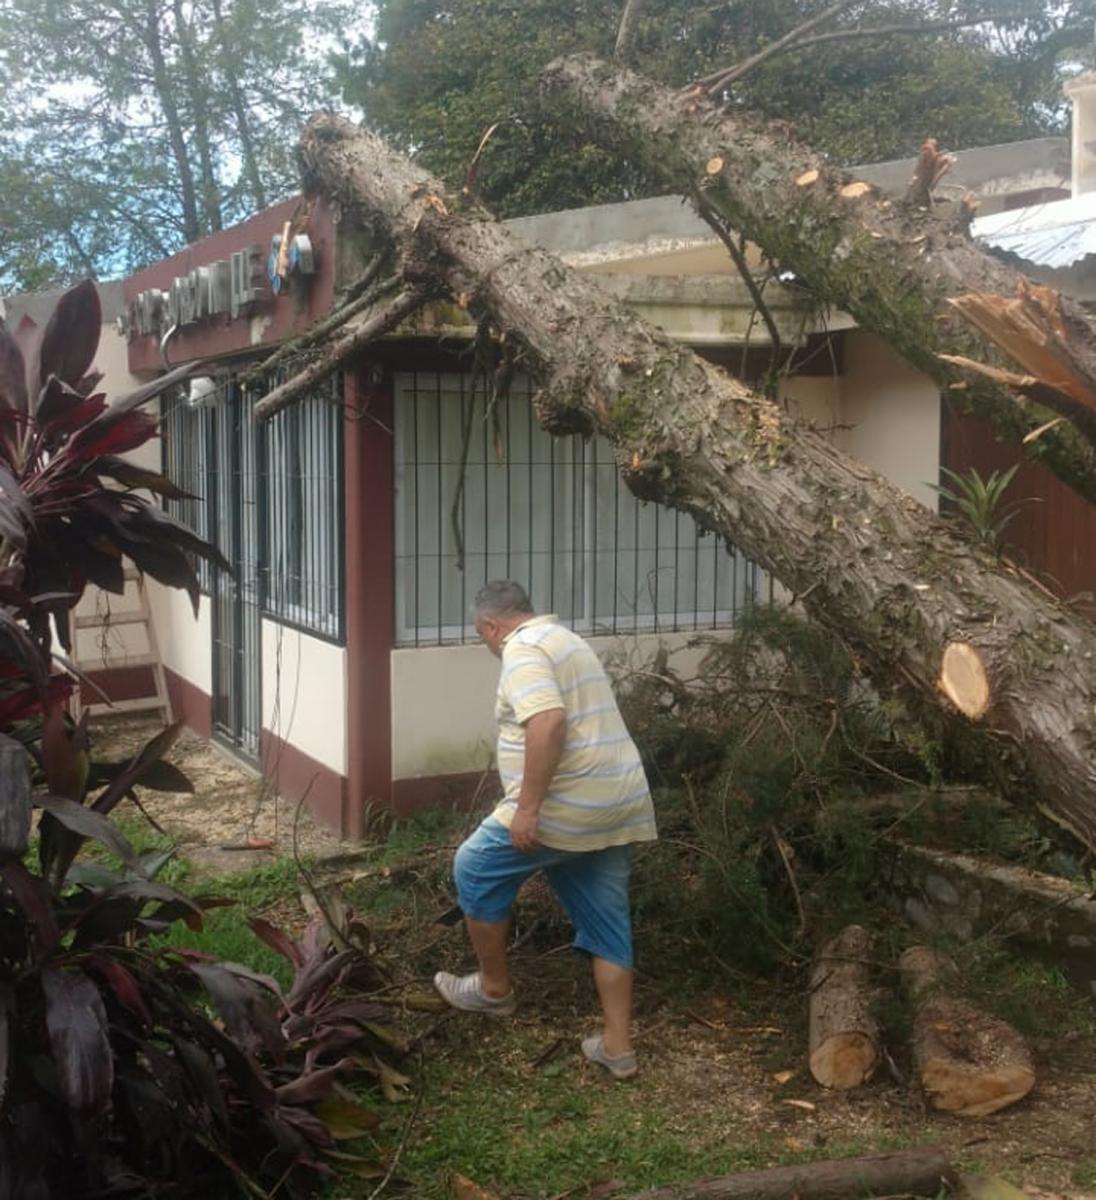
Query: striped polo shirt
[[491, 614, 656, 852]]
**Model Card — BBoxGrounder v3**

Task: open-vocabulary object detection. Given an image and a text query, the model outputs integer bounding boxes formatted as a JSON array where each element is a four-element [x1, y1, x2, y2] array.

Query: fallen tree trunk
[[540, 53, 1096, 504], [898, 946, 1035, 1117], [284, 116, 1096, 848], [621, 1146, 955, 1199], [808, 925, 879, 1089]]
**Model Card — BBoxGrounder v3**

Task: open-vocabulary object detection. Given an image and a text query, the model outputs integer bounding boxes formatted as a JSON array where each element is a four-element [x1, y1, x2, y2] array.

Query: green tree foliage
[[341, 0, 1091, 219], [0, 0, 358, 290]]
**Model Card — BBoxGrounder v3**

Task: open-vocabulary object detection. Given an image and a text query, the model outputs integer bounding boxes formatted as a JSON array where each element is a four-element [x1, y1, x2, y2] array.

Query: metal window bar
[[392, 371, 765, 646], [160, 390, 214, 592], [252, 371, 345, 643]]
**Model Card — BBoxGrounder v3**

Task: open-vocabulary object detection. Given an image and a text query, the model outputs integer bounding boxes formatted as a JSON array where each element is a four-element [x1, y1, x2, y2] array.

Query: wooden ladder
[[71, 567, 173, 722]]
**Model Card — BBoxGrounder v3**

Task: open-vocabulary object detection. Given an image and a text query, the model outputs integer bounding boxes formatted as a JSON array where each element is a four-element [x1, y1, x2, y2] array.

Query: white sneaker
[[433, 971, 517, 1016], [581, 1034, 638, 1079]]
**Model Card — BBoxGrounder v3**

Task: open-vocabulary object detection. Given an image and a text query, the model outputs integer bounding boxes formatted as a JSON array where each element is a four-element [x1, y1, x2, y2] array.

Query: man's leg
[[435, 818, 543, 1013], [545, 845, 639, 1075], [592, 956, 634, 1057], [464, 916, 512, 999]]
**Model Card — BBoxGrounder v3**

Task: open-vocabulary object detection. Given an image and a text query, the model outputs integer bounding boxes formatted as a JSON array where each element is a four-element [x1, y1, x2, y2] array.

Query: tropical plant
[[0, 281, 401, 1197], [930, 463, 1034, 552]]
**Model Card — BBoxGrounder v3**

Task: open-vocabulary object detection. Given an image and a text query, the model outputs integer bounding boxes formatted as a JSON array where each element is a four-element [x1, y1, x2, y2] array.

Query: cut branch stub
[[938, 641, 990, 720]]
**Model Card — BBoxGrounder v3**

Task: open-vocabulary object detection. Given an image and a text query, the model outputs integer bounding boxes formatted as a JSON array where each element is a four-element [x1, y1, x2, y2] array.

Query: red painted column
[[343, 362, 395, 839]]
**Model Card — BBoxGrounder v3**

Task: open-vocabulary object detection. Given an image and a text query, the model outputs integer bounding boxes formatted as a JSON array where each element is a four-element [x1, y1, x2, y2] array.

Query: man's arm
[[510, 707, 567, 853]]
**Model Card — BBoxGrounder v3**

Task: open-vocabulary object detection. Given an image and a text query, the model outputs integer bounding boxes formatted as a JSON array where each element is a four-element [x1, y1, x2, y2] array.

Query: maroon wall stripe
[[343, 364, 395, 837]]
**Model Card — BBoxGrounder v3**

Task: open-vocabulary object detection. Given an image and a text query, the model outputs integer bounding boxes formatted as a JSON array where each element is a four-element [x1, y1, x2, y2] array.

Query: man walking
[[434, 581, 656, 1079]]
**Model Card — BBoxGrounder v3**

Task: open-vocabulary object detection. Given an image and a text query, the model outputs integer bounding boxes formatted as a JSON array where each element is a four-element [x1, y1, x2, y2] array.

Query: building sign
[[120, 234, 316, 340]]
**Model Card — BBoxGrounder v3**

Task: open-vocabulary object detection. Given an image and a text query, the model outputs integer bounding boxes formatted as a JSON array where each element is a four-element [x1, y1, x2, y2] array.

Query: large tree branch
[[696, 0, 862, 92], [542, 53, 1096, 504], [287, 113, 1096, 850], [697, 8, 1026, 92], [614, 0, 647, 62], [252, 288, 428, 421]]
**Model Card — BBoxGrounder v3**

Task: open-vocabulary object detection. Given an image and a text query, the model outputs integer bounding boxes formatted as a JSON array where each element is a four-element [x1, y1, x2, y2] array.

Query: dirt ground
[[90, 718, 1096, 1198], [91, 717, 350, 875]]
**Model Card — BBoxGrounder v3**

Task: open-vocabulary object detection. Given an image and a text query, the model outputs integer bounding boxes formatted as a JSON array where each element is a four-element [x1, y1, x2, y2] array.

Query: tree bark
[[898, 946, 1035, 1117], [288, 115, 1096, 851], [172, 0, 221, 233], [808, 925, 879, 1089], [539, 53, 1096, 505], [143, 0, 200, 243], [210, 0, 267, 213], [619, 1146, 955, 1199]]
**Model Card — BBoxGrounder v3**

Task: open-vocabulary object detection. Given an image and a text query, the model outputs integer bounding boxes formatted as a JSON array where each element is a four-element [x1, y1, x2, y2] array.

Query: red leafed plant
[[0, 282, 403, 1198]]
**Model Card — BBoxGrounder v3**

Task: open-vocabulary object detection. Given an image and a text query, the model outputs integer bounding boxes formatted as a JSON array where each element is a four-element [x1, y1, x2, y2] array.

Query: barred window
[[393, 371, 762, 646], [161, 390, 214, 592], [256, 376, 344, 642]]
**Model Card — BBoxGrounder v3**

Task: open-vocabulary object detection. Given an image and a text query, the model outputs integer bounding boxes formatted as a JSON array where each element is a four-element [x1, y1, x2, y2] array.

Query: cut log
[[898, 946, 1035, 1117], [288, 114, 1096, 850], [808, 924, 879, 1089], [938, 641, 990, 719], [620, 1146, 955, 1199], [540, 54, 1096, 504]]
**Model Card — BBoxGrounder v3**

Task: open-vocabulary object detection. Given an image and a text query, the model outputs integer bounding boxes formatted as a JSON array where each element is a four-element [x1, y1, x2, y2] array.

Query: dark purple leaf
[[0, 861, 59, 952], [0, 464, 29, 553], [277, 1103, 336, 1149], [219, 960, 284, 1000], [92, 720, 184, 816], [87, 757, 193, 795], [36, 795, 140, 870], [248, 917, 303, 968], [0, 980, 13, 1110], [74, 880, 205, 946], [170, 1035, 229, 1129], [0, 324, 27, 416], [36, 379, 107, 436], [37, 280, 101, 388], [42, 966, 113, 1114], [69, 409, 158, 460], [93, 456, 196, 500], [110, 359, 196, 415], [90, 955, 152, 1026], [190, 963, 286, 1062]]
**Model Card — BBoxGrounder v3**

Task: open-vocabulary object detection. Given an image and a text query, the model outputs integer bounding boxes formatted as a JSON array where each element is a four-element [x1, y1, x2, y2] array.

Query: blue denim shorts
[[453, 817, 634, 968]]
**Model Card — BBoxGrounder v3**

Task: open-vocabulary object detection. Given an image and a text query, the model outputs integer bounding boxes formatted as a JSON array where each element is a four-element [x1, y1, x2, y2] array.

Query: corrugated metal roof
[[973, 193, 1096, 268]]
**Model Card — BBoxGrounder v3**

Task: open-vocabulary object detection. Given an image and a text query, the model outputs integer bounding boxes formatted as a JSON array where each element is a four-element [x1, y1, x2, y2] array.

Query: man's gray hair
[[473, 580, 535, 618]]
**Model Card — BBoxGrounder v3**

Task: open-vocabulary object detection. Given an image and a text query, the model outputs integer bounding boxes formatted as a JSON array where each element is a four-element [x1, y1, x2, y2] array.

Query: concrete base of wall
[[259, 728, 348, 835], [164, 667, 212, 737], [164, 666, 350, 836], [392, 770, 501, 819]]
